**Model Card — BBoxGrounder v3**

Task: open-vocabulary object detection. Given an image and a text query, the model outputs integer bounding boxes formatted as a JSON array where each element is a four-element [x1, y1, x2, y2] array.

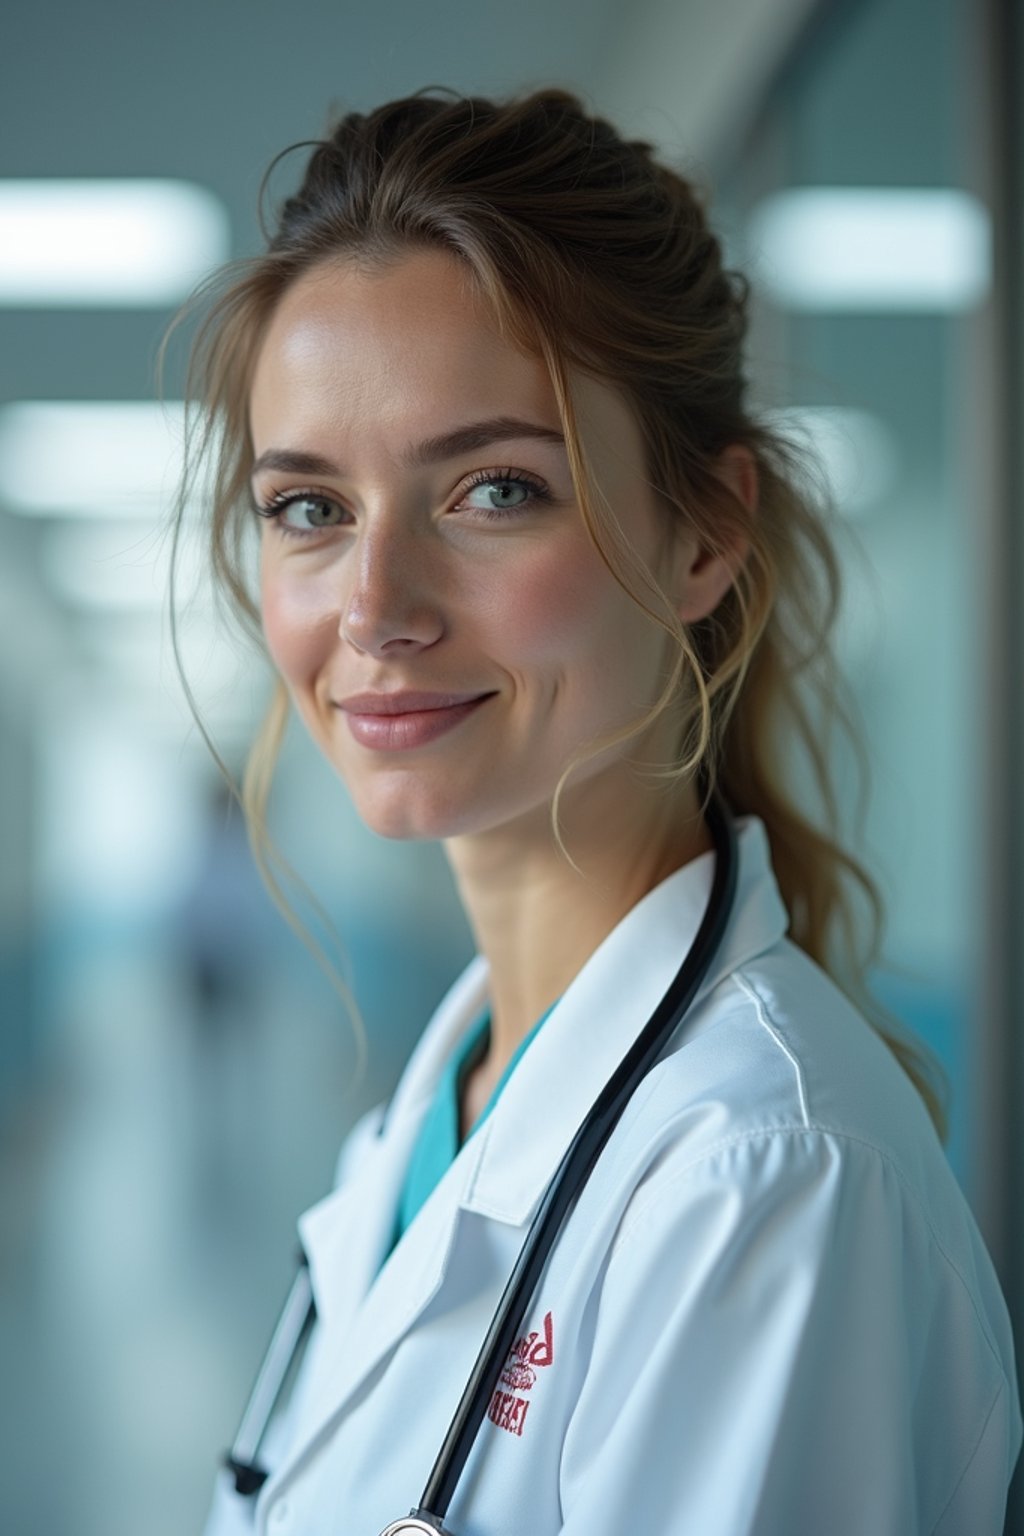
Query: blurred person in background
[[174, 773, 281, 1178], [163, 86, 1021, 1535]]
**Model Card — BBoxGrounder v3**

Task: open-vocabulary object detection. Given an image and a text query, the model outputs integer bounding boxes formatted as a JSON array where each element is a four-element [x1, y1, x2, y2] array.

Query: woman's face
[[249, 246, 700, 845]]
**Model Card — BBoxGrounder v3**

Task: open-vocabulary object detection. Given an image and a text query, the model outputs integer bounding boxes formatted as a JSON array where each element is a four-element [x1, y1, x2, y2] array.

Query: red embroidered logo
[[486, 1311, 554, 1438]]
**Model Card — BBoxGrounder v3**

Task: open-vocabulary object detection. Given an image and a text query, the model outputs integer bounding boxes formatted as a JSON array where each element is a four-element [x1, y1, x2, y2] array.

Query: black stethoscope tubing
[[226, 769, 739, 1534]]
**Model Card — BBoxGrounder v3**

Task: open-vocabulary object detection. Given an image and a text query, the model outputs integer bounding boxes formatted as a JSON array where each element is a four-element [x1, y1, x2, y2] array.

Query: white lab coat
[[203, 815, 1022, 1536]]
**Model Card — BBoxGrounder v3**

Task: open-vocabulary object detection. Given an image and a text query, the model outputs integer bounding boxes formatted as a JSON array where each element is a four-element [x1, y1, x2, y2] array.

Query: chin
[[344, 778, 473, 843], [345, 772, 546, 844]]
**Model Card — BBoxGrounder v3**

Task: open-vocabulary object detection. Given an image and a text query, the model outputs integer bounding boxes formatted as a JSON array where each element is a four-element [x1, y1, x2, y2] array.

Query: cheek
[[475, 538, 662, 736], [475, 540, 611, 662], [260, 558, 336, 686]]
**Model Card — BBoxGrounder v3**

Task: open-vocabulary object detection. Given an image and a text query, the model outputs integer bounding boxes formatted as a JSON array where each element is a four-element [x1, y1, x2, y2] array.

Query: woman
[[169, 87, 1021, 1534]]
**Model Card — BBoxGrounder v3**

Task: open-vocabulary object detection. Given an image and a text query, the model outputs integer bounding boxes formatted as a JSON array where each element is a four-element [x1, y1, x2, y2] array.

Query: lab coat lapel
[[295, 1131, 400, 1341], [277, 960, 493, 1477], [297, 953, 490, 1335], [281, 1142, 487, 1483]]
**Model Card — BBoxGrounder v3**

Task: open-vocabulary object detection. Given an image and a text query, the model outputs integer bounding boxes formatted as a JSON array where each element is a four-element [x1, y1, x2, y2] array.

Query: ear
[[672, 443, 757, 624]]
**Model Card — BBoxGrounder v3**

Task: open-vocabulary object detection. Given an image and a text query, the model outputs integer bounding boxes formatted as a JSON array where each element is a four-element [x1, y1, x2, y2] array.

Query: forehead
[[248, 248, 556, 444], [247, 246, 649, 494]]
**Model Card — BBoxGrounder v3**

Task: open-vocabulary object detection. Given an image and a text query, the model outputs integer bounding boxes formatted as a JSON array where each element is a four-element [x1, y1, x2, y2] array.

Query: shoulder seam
[[732, 968, 811, 1127]]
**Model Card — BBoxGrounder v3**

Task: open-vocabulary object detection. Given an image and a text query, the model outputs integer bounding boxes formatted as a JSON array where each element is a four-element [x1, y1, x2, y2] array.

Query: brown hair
[[159, 85, 947, 1135]]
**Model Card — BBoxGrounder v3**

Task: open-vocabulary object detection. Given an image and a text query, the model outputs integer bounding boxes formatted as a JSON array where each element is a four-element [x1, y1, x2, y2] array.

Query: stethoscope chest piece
[[378, 1517, 452, 1536]]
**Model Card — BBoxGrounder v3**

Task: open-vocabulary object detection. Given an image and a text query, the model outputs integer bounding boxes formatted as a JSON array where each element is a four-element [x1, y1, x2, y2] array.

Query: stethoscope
[[224, 770, 739, 1535]]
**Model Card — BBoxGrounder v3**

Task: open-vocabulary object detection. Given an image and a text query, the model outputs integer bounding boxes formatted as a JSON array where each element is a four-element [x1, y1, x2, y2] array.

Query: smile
[[338, 694, 495, 751]]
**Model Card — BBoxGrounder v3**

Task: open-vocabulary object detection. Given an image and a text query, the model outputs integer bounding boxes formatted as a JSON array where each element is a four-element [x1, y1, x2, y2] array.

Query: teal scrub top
[[385, 998, 559, 1263]]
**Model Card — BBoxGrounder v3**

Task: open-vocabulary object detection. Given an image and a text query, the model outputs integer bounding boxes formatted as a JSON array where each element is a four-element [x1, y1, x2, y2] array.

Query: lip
[[338, 690, 493, 716], [336, 690, 496, 751]]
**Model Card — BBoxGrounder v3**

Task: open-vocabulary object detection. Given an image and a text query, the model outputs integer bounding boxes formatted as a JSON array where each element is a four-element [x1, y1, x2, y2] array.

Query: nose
[[338, 522, 446, 657]]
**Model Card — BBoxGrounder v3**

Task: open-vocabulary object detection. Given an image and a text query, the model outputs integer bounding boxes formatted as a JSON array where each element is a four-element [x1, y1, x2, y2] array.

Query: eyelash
[[252, 467, 553, 539]]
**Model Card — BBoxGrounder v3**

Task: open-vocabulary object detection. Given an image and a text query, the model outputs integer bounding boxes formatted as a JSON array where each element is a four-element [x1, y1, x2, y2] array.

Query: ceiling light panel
[[0, 400, 198, 517], [0, 179, 230, 305], [748, 187, 991, 311]]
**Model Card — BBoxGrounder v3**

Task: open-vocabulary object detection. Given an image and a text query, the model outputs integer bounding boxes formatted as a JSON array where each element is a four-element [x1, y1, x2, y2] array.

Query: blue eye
[[460, 470, 551, 521], [252, 467, 552, 538], [470, 481, 528, 510], [253, 490, 346, 535]]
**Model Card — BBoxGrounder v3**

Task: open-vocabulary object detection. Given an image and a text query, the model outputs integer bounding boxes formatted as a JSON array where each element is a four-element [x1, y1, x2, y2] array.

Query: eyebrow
[[249, 415, 567, 483]]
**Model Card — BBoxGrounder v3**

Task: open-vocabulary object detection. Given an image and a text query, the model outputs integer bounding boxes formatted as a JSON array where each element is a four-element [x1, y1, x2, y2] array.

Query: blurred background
[[1, 0, 1022, 1530]]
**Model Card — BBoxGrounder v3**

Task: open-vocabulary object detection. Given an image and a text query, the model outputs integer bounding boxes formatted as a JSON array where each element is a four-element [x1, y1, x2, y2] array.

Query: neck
[[443, 764, 713, 1087]]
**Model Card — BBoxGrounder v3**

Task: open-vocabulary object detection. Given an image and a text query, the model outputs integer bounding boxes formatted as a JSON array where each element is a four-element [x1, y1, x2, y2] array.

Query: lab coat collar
[[458, 813, 789, 1224], [305, 813, 789, 1250], [296, 953, 496, 1327], [304, 813, 787, 1247]]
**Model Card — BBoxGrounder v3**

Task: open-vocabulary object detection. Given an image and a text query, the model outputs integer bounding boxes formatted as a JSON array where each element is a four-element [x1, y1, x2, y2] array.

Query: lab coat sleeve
[[558, 1127, 1016, 1536]]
